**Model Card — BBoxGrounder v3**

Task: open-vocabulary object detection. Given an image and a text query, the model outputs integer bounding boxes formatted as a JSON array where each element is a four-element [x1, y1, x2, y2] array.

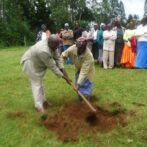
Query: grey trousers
[[103, 50, 114, 69], [98, 49, 103, 62]]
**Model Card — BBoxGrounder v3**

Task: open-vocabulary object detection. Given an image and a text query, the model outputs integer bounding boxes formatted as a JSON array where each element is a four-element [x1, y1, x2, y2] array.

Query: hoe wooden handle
[[70, 82, 97, 112]]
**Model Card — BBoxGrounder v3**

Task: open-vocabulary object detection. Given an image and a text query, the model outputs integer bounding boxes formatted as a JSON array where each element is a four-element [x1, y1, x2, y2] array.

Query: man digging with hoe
[[21, 34, 71, 113]]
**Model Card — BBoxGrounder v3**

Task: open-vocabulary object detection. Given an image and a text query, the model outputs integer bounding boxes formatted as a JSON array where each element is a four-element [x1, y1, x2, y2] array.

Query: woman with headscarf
[[61, 37, 95, 101]]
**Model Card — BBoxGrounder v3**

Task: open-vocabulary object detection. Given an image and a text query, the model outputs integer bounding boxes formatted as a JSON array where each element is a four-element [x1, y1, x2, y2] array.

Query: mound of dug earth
[[42, 101, 127, 142]]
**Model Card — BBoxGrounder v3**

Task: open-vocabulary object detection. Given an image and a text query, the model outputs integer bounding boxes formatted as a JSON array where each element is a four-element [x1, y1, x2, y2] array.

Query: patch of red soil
[[132, 102, 146, 107], [42, 101, 128, 142], [7, 111, 26, 119], [110, 102, 122, 107], [142, 135, 147, 141]]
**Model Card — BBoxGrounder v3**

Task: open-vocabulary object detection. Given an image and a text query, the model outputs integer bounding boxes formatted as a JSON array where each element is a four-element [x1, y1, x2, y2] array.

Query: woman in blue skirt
[[135, 16, 147, 68]]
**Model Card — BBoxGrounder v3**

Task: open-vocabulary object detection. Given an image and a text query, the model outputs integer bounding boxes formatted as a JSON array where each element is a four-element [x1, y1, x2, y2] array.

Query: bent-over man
[[21, 34, 70, 113]]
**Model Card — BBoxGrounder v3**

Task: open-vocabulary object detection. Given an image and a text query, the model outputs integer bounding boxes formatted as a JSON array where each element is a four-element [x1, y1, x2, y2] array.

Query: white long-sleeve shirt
[[21, 40, 64, 78], [103, 30, 117, 51]]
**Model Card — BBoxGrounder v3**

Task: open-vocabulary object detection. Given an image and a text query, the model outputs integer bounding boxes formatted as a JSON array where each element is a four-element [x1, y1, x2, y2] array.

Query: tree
[[89, 0, 111, 24], [127, 14, 133, 23], [0, 0, 30, 45], [0, 0, 54, 45], [46, 0, 90, 29], [109, 0, 126, 23]]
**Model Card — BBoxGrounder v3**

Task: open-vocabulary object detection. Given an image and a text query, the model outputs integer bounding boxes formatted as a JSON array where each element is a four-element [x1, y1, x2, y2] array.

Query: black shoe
[[86, 96, 96, 102], [43, 101, 52, 109]]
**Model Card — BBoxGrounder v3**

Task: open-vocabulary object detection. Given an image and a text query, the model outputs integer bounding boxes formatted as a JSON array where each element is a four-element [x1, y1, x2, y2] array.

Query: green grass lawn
[[0, 46, 147, 147]]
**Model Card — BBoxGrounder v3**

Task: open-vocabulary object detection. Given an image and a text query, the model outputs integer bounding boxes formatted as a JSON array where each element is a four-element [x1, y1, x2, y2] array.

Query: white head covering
[[64, 23, 69, 27], [100, 23, 105, 27]]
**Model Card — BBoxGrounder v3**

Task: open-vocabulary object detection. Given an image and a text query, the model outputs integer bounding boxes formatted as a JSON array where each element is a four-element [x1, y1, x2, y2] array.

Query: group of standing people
[[80, 16, 147, 69], [79, 21, 123, 69], [120, 16, 147, 68]]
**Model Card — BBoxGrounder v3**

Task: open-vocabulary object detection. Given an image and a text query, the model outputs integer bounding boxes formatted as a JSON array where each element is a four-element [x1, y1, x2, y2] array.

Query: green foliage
[[1, 0, 140, 46], [33, 0, 54, 29], [79, 20, 89, 29], [0, 0, 54, 46], [90, 0, 112, 23], [50, 5, 70, 30], [76, 7, 94, 21], [0, 0, 34, 45]]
